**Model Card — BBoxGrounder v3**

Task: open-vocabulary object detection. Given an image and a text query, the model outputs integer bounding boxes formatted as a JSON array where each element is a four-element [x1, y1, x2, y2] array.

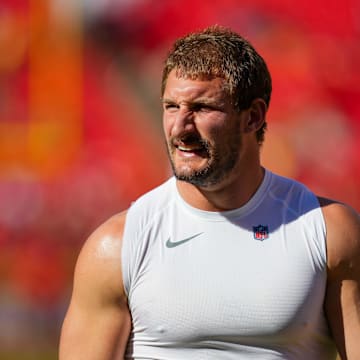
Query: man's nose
[[172, 108, 195, 135]]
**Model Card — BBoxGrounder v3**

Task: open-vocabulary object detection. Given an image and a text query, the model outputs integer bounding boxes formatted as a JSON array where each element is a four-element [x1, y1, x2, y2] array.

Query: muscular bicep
[[321, 199, 360, 359], [59, 212, 131, 360], [60, 296, 130, 360]]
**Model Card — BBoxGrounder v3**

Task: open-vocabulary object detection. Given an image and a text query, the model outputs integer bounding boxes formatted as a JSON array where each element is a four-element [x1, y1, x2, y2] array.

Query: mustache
[[171, 133, 209, 148]]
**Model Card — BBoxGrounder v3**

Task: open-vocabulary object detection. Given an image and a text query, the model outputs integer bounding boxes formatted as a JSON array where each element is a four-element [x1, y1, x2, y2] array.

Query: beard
[[167, 133, 241, 188]]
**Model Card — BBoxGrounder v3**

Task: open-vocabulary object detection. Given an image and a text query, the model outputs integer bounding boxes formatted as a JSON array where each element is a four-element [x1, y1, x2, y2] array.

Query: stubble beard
[[167, 136, 240, 188]]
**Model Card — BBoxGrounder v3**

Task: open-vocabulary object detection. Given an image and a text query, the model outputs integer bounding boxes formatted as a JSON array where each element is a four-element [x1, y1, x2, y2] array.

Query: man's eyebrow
[[161, 97, 227, 110], [193, 98, 217, 105], [162, 98, 181, 106], [162, 97, 223, 104], [161, 98, 175, 103], [192, 97, 227, 107]]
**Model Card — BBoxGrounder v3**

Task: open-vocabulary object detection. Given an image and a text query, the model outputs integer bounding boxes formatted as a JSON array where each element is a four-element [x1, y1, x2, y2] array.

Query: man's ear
[[243, 98, 267, 133]]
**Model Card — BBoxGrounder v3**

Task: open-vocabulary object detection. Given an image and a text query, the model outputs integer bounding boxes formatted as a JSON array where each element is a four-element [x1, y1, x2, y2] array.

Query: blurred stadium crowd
[[0, 0, 359, 358]]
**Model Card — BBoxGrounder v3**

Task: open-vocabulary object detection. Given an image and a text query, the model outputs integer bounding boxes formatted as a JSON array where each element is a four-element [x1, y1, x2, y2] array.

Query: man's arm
[[59, 211, 131, 360], [320, 198, 360, 359]]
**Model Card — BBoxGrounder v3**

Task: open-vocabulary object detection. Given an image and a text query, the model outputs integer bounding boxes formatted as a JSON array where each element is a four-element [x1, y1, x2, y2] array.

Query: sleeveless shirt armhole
[[311, 194, 328, 267], [121, 207, 136, 298], [299, 188, 328, 270]]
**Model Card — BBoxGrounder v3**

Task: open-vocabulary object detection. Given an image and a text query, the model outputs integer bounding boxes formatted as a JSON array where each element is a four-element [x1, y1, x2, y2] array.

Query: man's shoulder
[[266, 171, 319, 214], [318, 197, 359, 231], [318, 197, 360, 273], [127, 177, 175, 217], [269, 170, 311, 193], [93, 178, 174, 235], [79, 211, 128, 266], [81, 178, 174, 253], [92, 211, 128, 239]]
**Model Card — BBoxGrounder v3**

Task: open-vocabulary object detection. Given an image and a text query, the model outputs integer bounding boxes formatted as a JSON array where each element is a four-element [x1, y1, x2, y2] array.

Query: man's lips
[[177, 144, 203, 152], [172, 138, 208, 157]]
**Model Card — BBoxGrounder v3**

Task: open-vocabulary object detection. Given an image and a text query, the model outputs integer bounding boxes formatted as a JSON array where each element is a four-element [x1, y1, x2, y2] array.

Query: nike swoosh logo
[[166, 232, 204, 248]]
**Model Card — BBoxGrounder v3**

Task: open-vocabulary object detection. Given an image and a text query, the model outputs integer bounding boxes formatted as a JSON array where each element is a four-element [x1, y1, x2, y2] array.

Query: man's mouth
[[172, 136, 208, 156], [177, 144, 203, 152]]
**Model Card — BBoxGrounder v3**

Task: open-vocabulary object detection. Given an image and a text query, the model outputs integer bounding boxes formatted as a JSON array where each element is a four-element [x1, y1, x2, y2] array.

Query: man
[[59, 26, 360, 359]]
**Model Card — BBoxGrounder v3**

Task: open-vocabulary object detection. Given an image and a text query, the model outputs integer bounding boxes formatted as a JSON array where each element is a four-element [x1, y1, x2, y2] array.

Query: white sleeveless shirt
[[122, 169, 337, 359]]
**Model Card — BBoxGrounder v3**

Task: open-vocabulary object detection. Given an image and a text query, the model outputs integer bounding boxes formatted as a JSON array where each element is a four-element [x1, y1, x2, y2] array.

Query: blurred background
[[0, 0, 359, 358]]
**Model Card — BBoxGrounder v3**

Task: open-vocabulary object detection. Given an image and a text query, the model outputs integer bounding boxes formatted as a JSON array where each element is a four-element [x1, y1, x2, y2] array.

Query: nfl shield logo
[[253, 225, 269, 241]]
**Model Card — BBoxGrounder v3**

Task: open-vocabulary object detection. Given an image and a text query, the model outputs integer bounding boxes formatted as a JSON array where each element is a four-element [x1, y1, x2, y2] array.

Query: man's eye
[[193, 104, 212, 112], [164, 103, 178, 110]]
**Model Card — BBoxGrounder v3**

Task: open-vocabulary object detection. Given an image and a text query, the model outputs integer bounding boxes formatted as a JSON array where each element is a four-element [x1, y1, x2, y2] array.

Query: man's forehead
[[163, 73, 228, 102], [166, 69, 228, 89]]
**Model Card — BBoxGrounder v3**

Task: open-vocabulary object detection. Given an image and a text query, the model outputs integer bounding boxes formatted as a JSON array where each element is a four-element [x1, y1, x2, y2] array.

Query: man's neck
[[176, 166, 265, 212]]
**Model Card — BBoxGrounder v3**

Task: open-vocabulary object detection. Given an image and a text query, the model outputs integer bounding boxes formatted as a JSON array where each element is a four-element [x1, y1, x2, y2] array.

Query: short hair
[[161, 25, 272, 143]]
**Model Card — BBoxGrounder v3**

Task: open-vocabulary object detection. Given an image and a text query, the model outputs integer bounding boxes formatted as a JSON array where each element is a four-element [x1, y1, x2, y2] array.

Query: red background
[[0, 0, 358, 358]]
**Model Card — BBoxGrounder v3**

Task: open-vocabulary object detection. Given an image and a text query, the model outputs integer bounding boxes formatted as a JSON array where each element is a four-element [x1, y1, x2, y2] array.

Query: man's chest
[[128, 221, 326, 344]]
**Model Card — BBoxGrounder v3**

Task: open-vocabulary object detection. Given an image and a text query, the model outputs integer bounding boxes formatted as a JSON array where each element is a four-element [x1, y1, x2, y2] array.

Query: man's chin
[[174, 170, 213, 187], [173, 165, 204, 180], [174, 171, 197, 182], [171, 161, 215, 186]]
